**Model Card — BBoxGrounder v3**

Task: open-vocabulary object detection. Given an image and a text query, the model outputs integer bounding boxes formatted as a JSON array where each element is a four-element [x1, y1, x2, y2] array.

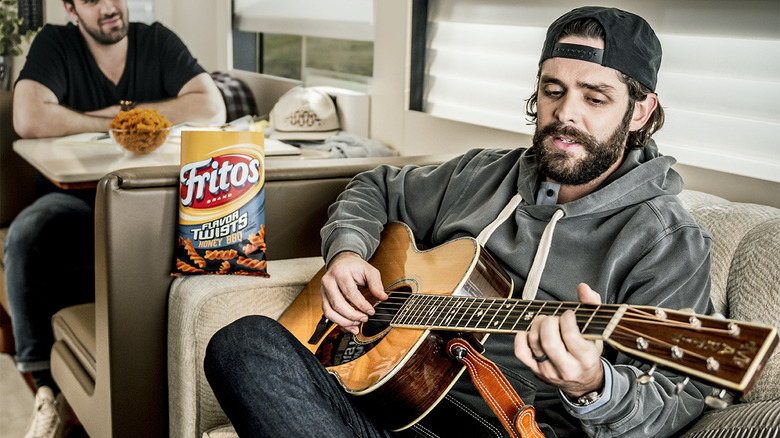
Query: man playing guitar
[[205, 6, 718, 437]]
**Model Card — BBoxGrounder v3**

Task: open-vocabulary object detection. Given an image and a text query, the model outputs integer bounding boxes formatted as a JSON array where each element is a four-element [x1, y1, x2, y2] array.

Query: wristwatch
[[573, 390, 603, 407]]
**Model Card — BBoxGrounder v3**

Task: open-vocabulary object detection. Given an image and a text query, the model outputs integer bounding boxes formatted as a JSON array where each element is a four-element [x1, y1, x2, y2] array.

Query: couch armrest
[[680, 397, 780, 437], [168, 257, 324, 438]]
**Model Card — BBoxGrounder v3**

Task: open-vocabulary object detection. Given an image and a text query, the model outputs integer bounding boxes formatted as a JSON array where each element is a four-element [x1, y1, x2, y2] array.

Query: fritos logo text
[[180, 154, 261, 209]]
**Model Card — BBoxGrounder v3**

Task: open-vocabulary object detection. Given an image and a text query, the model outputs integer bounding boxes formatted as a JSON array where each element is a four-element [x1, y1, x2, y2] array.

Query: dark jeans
[[204, 315, 397, 438], [4, 192, 95, 375]]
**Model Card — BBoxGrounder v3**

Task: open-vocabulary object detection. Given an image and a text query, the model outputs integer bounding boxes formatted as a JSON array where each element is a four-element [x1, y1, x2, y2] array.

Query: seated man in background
[[204, 6, 714, 438], [12, 1, 225, 138], [6, 0, 225, 436]]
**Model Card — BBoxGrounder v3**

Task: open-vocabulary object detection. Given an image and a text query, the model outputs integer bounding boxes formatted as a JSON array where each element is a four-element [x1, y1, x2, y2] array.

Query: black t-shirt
[[17, 22, 205, 112]]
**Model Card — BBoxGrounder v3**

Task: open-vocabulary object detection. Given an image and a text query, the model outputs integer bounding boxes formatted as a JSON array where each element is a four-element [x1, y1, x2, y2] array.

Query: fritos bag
[[172, 131, 269, 277]]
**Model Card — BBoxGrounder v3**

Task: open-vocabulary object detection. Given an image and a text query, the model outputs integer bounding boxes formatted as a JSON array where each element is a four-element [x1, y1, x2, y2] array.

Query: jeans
[[4, 192, 95, 374], [204, 315, 397, 438]]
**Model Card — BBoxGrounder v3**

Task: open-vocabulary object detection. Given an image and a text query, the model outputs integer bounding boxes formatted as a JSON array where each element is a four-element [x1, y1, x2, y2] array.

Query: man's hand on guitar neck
[[514, 283, 605, 400], [320, 251, 389, 335]]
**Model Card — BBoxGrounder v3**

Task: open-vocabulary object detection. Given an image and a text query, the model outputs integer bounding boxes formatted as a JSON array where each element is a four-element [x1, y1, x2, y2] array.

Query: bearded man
[[7, 1, 225, 436], [12, 0, 225, 138], [204, 6, 714, 438]]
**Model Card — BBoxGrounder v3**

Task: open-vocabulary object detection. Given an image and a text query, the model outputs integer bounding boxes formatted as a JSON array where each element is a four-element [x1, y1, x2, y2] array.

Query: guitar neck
[[386, 293, 623, 338], [374, 292, 778, 395]]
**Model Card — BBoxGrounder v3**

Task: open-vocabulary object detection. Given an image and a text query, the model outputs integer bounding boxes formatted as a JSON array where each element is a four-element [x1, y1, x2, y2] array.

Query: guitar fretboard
[[384, 293, 623, 337]]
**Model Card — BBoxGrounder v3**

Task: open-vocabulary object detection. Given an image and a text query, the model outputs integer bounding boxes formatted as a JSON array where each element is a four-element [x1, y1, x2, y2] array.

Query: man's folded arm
[[13, 72, 226, 139]]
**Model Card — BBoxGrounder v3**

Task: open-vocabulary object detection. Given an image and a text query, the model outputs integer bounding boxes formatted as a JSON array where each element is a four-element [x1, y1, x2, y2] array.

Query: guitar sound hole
[[361, 286, 413, 338], [315, 286, 414, 367]]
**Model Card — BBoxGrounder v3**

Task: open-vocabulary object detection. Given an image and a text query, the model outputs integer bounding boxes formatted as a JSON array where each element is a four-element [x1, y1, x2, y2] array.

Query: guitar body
[[278, 222, 514, 430]]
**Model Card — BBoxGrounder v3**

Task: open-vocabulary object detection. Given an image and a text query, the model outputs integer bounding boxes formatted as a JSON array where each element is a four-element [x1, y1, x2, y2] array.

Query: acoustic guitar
[[277, 222, 778, 431]]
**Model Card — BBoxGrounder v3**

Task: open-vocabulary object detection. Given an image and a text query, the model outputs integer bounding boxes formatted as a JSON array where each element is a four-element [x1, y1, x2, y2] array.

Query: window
[[412, 0, 780, 183], [232, 0, 374, 92]]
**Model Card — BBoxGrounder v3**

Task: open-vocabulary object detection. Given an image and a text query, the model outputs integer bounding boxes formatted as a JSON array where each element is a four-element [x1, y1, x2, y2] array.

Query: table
[[13, 132, 322, 189]]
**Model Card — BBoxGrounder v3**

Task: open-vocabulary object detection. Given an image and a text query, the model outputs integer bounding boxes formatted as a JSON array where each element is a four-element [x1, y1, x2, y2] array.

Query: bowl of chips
[[109, 108, 172, 154]]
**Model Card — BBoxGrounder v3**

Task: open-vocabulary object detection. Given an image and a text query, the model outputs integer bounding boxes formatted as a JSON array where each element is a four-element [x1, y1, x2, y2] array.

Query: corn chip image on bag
[[172, 131, 269, 276]]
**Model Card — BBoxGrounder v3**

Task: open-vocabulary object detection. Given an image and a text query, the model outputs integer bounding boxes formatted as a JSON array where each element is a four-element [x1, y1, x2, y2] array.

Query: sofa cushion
[[168, 256, 324, 438], [726, 217, 780, 402], [679, 397, 780, 438], [680, 191, 779, 318], [51, 303, 96, 379]]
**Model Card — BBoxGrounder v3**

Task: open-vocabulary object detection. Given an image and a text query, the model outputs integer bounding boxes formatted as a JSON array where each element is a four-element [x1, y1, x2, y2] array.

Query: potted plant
[[1, 0, 38, 91]]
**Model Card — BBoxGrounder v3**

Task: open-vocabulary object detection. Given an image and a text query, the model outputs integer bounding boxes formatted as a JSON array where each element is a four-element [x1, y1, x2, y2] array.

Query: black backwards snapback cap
[[539, 6, 662, 92]]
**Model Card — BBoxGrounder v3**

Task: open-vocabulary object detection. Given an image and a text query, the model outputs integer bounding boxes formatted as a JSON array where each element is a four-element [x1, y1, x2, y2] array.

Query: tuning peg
[[704, 389, 730, 409], [727, 322, 741, 337], [637, 364, 657, 384], [706, 357, 720, 372], [688, 315, 702, 329], [674, 377, 690, 395]]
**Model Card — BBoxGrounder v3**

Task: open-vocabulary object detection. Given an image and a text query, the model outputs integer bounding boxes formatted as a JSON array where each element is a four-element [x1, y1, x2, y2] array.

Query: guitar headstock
[[605, 305, 778, 395]]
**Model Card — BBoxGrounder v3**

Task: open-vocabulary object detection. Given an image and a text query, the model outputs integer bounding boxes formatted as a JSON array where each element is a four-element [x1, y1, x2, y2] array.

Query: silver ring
[[533, 353, 549, 363]]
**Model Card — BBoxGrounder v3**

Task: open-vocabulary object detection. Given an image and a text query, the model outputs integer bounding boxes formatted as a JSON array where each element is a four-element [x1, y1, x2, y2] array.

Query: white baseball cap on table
[[269, 87, 340, 141]]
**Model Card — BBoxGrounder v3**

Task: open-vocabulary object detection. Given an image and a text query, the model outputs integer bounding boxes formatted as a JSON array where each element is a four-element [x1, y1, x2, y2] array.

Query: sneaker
[[23, 386, 74, 438]]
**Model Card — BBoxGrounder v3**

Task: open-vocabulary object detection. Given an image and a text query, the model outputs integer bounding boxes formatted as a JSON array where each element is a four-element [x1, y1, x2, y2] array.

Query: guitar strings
[[372, 292, 615, 324], [367, 292, 740, 337], [365, 292, 617, 333], [375, 293, 734, 329]]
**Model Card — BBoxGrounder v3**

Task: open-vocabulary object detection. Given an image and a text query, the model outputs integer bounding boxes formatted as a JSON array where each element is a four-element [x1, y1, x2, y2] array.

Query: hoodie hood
[[517, 140, 681, 218]]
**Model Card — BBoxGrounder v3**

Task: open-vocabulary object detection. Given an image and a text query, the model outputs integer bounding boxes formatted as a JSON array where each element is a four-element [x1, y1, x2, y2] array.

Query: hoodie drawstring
[[476, 194, 524, 246], [476, 194, 565, 301], [522, 209, 564, 300]]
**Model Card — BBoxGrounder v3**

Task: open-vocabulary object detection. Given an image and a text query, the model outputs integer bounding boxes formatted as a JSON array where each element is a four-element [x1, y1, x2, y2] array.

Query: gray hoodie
[[321, 141, 714, 437]]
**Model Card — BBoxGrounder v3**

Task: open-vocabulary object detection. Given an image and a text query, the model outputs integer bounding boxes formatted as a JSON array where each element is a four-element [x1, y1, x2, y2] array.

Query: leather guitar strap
[[447, 338, 545, 438]]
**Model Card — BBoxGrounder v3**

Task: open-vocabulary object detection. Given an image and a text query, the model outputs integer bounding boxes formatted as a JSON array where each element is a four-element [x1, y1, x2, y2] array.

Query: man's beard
[[79, 12, 128, 45], [531, 105, 633, 186]]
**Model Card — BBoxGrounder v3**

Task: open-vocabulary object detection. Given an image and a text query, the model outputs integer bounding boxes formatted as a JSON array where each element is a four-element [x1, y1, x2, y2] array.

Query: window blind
[[233, 0, 374, 41], [421, 0, 780, 182]]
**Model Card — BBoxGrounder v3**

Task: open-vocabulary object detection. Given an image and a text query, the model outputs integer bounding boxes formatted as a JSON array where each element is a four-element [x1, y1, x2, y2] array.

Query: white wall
[[155, 0, 231, 73]]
